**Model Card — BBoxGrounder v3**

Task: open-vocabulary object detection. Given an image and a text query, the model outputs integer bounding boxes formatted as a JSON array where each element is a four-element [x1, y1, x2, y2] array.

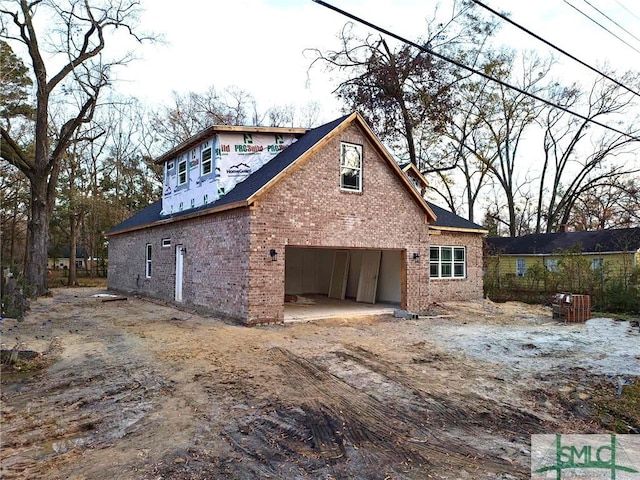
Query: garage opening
[[284, 246, 403, 322]]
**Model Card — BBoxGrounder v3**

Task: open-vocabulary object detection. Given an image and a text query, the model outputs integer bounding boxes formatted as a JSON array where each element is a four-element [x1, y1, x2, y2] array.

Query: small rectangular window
[[516, 258, 526, 277], [162, 238, 171, 248], [177, 159, 187, 185], [145, 243, 152, 278], [545, 259, 559, 272], [201, 147, 212, 176], [340, 142, 362, 192], [591, 257, 605, 280]]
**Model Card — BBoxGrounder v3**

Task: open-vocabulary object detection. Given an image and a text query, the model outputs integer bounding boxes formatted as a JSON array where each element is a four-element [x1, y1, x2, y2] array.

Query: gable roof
[[426, 201, 487, 233], [486, 227, 640, 255], [108, 113, 437, 236], [400, 162, 429, 187]]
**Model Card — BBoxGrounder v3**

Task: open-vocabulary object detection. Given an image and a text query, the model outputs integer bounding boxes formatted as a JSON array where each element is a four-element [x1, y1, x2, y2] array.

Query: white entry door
[[328, 250, 350, 300], [175, 245, 184, 302], [356, 250, 381, 303]]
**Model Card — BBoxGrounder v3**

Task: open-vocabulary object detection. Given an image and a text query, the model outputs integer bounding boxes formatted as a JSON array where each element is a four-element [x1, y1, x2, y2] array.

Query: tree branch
[[0, 126, 34, 173]]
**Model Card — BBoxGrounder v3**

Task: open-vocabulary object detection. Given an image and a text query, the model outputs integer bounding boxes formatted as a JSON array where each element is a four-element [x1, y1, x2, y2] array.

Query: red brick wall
[[108, 209, 251, 320], [108, 123, 485, 325], [428, 230, 484, 302], [247, 124, 431, 324]]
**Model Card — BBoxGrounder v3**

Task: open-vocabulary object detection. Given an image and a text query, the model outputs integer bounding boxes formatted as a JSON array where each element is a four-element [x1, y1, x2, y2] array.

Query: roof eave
[[490, 250, 633, 256], [154, 125, 309, 165], [351, 113, 437, 222], [401, 162, 429, 188], [429, 225, 489, 234], [106, 200, 249, 237]]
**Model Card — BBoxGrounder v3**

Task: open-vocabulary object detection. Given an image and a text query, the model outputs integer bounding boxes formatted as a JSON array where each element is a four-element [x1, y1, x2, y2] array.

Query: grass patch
[[591, 378, 640, 434], [47, 270, 107, 288]]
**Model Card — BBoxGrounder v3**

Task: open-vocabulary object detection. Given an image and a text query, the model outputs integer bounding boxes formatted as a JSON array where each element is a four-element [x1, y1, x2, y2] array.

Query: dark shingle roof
[[107, 200, 163, 234], [108, 115, 350, 235], [486, 228, 640, 255], [426, 201, 486, 231]]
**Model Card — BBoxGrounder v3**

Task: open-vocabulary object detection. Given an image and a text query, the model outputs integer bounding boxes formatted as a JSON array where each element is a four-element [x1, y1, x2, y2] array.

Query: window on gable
[[177, 159, 187, 186], [430, 246, 466, 279], [145, 243, 152, 278], [340, 142, 362, 192], [201, 147, 212, 176], [516, 258, 526, 277]]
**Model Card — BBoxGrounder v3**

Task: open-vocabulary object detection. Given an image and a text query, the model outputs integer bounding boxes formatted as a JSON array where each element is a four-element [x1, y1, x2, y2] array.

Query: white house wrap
[[161, 132, 297, 215]]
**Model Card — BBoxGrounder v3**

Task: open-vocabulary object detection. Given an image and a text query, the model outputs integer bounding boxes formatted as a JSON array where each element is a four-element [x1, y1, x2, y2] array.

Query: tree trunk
[[27, 176, 50, 296], [9, 208, 17, 269], [68, 216, 78, 287]]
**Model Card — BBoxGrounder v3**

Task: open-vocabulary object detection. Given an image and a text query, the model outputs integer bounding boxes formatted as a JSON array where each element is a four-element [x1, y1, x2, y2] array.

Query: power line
[[471, 0, 640, 100], [615, 0, 640, 23], [563, 0, 640, 56], [581, 0, 640, 46], [311, 0, 640, 142]]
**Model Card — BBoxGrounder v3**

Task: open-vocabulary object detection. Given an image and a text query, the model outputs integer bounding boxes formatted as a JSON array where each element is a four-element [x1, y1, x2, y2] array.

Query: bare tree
[[571, 176, 640, 230], [535, 72, 640, 232], [0, 0, 151, 295], [307, 0, 498, 171], [149, 86, 257, 152], [100, 98, 161, 222], [430, 72, 496, 221], [470, 50, 554, 236]]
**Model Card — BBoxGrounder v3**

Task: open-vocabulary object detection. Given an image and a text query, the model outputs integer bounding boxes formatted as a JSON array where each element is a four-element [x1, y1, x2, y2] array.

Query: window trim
[[161, 238, 171, 248], [430, 246, 466, 279], [145, 243, 152, 278], [177, 158, 188, 186], [201, 146, 213, 177], [340, 142, 362, 192]]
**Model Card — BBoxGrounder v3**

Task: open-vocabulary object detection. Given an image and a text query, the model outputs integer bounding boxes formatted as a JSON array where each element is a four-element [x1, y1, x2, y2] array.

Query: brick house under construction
[[106, 113, 487, 325]]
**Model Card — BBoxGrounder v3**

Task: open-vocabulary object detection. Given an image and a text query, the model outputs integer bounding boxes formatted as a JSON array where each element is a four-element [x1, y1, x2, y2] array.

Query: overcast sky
[[110, 0, 640, 124]]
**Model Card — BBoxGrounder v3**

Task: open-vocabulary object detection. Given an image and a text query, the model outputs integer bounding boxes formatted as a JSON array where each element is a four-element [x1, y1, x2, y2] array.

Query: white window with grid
[[430, 246, 466, 279]]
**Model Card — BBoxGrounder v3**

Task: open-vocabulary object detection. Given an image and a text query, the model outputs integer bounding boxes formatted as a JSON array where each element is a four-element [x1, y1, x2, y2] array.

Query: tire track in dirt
[[262, 347, 518, 478], [337, 344, 548, 436]]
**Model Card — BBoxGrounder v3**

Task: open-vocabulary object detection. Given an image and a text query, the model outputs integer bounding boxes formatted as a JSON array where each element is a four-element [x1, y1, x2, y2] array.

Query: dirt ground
[[1, 288, 638, 480]]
